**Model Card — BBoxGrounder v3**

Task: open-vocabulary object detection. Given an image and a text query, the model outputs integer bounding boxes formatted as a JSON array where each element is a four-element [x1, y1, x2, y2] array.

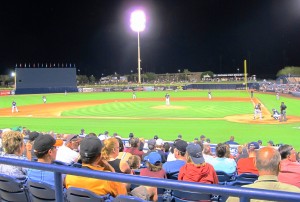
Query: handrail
[[0, 157, 299, 202]]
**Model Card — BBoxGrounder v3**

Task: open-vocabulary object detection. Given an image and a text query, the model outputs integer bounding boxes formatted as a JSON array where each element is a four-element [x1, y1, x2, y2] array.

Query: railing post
[[54, 172, 64, 202], [240, 196, 250, 202]]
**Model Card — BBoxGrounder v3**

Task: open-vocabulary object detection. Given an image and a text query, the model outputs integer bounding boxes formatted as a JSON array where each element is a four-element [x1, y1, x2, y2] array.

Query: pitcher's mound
[[152, 105, 187, 110]]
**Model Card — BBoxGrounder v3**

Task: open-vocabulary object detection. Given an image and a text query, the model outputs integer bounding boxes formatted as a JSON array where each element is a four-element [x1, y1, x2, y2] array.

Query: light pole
[[130, 10, 146, 84], [11, 71, 16, 89], [237, 68, 240, 74], [177, 69, 181, 82]]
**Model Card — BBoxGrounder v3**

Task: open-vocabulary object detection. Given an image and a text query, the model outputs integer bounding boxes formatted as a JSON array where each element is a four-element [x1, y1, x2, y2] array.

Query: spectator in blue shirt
[[163, 140, 188, 177], [27, 134, 63, 186]]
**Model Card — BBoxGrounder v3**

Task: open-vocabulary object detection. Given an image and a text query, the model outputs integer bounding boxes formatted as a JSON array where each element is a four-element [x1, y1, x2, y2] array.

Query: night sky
[[1, 0, 300, 79]]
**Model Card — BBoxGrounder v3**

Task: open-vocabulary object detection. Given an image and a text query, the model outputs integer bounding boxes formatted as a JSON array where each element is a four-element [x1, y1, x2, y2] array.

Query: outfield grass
[[0, 90, 299, 150]]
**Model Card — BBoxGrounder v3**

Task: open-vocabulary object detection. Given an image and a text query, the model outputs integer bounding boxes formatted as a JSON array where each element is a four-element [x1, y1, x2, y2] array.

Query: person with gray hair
[[227, 147, 300, 202], [278, 144, 300, 188]]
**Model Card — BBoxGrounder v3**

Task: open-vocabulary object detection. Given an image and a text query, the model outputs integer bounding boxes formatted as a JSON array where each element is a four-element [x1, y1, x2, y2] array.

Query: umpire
[[280, 102, 287, 122]]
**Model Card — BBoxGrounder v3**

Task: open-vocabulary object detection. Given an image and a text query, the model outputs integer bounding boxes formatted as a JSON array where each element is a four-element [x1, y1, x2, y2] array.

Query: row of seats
[[0, 171, 258, 202], [0, 173, 143, 202]]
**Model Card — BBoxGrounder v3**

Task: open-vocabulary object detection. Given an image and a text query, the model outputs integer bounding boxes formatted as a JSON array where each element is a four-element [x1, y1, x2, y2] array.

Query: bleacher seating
[[0, 174, 30, 202], [215, 171, 236, 185], [67, 187, 112, 202], [0, 158, 300, 202], [27, 179, 56, 201], [113, 195, 146, 202], [166, 171, 179, 180], [172, 189, 212, 202]]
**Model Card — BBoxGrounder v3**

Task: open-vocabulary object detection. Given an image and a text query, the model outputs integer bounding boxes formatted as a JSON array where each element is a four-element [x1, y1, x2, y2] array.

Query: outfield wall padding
[[15, 68, 78, 94]]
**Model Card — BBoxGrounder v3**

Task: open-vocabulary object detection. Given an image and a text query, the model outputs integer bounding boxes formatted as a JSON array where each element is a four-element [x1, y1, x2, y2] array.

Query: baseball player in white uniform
[[208, 90, 212, 99], [12, 101, 19, 113], [165, 93, 170, 105], [253, 103, 262, 120], [132, 92, 136, 99]]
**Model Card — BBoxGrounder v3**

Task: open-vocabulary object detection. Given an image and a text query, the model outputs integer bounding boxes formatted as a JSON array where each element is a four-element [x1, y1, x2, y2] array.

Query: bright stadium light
[[11, 71, 16, 89], [130, 10, 146, 84]]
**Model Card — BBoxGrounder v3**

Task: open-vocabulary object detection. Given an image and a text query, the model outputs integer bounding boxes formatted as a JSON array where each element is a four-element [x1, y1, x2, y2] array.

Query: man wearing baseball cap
[[27, 134, 63, 186], [237, 142, 259, 175], [178, 143, 219, 184], [56, 134, 80, 164], [163, 140, 188, 176], [65, 135, 127, 197]]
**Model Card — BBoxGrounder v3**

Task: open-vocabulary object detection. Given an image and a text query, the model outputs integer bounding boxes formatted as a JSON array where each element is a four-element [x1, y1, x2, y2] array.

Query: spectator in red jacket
[[278, 144, 300, 188], [124, 138, 144, 159], [178, 143, 219, 184]]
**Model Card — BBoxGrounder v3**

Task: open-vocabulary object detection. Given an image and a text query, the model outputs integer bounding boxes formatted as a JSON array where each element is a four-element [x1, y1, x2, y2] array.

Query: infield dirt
[[1, 97, 299, 124]]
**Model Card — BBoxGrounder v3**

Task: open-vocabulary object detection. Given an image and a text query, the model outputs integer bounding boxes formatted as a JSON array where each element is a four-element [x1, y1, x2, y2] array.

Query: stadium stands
[[0, 174, 30, 202]]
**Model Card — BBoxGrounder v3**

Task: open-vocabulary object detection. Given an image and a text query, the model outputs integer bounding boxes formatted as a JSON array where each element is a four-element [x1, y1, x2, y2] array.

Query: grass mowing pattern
[[0, 90, 299, 150], [62, 101, 252, 118]]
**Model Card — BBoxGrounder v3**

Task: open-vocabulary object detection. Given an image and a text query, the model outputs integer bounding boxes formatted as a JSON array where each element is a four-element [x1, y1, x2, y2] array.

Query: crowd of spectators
[[0, 128, 300, 201]]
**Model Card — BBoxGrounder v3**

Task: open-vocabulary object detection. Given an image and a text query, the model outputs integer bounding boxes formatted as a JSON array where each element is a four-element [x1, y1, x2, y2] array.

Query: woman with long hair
[[102, 137, 132, 174]]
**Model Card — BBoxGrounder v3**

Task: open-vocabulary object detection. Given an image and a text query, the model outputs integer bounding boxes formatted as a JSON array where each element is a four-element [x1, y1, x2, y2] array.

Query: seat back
[[27, 179, 56, 202], [67, 187, 110, 202], [172, 189, 211, 202], [113, 194, 146, 202], [236, 173, 258, 182], [216, 171, 235, 185], [166, 171, 179, 180], [0, 174, 30, 202]]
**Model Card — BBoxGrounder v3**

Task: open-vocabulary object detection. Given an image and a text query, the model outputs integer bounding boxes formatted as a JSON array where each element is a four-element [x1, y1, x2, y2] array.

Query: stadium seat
[[228, 173, 258, 187], [172, 189, 212, 202], [66, 187, 111, 202], [113, 194, 146, 201], [216, 171, 236, 185], [0, 174, 30, 202], [236, 173, 258, 182], [27, 179, 56, 201], [166, 171, 179, 180]]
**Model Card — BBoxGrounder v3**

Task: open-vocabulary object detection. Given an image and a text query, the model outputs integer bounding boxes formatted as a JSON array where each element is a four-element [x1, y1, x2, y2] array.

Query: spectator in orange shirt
[[65, 135, 127, 197]]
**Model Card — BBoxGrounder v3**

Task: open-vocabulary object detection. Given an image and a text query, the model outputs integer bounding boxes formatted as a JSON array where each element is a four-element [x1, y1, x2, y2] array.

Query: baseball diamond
[[0, 91, 300, 150]]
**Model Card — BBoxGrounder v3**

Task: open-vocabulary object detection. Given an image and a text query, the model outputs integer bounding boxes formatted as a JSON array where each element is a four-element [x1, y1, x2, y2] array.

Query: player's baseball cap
[[173, 140, 188, 153], [66, 134, 79, 144], [147, 139, 156, 146], [28, 131, 40, 141], [80, 135, 103, 158], [186, 143, 205, 164], [144, 152, 162, 165], [34, 134, 63, 153], [248, 142, 259, 150], [200, 135, 206, 139], [129, 133, 134, 138], [154, 135, 159, 140], [156, 139, 164, 146], [268, 140, 274, 145]]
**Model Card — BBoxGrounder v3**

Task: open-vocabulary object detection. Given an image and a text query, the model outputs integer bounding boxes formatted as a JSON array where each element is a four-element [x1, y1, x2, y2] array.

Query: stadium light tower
[[130, 10, 146, 84], [11, 71, 16, 89]]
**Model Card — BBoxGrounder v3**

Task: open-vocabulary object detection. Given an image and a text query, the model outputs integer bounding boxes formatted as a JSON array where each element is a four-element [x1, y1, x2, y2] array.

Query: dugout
[[14, 68, 78, 94]]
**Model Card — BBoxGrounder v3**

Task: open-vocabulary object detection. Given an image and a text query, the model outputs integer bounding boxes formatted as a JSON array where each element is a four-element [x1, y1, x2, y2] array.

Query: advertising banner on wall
[[0, 90, 12, 96]]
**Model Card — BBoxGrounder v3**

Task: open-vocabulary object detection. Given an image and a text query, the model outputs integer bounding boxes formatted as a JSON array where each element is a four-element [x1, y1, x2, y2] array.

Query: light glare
[[130, 10, 146, 32]]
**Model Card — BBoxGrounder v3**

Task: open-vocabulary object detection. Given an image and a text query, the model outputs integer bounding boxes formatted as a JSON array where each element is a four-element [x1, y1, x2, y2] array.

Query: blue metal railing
[[0, 157, 299, 202]]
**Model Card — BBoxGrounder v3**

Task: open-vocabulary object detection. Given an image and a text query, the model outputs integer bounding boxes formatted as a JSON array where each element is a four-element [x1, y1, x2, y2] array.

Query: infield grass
[[0, 90, 299, 150]]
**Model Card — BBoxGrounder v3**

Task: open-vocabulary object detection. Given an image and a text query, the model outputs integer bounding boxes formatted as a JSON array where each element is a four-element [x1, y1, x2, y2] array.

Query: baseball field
[[0, 90, 299, 150]]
